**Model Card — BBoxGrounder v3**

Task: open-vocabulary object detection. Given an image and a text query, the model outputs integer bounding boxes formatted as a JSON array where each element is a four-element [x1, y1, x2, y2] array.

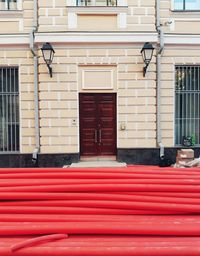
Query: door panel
[[79, 95, 98, 156], [79, 93, 116, 156], [98, 94, 116, 155]]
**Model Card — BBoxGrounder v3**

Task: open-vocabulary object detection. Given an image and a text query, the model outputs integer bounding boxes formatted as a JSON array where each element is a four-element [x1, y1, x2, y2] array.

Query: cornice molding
[[35, 32, 158, 44], [0, 34, 29, 45], [165, 34, 200, 45], [1, 33, 200, 46]]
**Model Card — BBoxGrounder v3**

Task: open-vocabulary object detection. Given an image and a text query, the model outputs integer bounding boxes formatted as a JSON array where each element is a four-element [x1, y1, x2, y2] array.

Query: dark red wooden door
[[79, 93, 116, 156]]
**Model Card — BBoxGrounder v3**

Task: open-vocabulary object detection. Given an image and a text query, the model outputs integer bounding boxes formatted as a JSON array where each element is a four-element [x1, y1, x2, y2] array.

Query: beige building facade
[[0, 0, 200, 167]]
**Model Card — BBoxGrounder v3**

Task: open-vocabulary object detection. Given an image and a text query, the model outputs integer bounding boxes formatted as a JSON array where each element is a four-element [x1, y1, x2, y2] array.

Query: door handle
[[99, 129, 102, 144], [95, 130, 98, 143]]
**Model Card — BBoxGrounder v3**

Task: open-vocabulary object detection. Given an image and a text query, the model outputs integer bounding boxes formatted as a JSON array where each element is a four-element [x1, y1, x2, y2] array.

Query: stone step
[[68, 161, 126, 168]]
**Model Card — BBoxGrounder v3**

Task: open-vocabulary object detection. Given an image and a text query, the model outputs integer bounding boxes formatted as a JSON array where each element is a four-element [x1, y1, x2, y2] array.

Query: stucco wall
[[0, 48, 35, 153], [38, 0, 155, 32], [0, 0, 34, 33], [160, 0, 200, 34], [38, 45, 156, 154]]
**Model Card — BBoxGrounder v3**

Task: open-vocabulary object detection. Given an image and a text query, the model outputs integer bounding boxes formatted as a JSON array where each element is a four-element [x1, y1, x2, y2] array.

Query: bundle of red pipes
[[1, 165, 200, 255]]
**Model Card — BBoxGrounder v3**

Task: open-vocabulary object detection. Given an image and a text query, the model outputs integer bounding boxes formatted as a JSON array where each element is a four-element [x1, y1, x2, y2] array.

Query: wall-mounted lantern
[[41, 42, 55, 78], [141, 42, 154, 77]]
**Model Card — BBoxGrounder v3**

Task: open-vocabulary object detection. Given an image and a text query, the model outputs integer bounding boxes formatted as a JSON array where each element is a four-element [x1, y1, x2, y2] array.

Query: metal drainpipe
[[156, 0, 165, 159], [30, 0, 39, 165]]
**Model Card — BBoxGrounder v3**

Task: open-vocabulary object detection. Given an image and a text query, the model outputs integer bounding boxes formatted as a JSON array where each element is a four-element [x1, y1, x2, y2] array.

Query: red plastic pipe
[[1, 199, 200, 213], [0, 183, 200, 193], [1, 172, 200, 179], [0, 214, 200, 223], [1, 245, 200, 256], [129, 192, 200, 198], [1, 178, 200, 186], [11, 234, 68, 252], [1, 221, 200, 236], [1, 166, 200, 174], [0, 192, 200, 205], [2, 235, 200, 243], [0, 205, 176, 215], [8, 239, 200, 249], [8, 240, 200, 248]]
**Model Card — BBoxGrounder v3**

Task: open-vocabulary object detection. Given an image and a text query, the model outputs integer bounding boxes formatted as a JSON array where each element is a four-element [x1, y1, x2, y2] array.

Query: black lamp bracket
[[47, 64, 53, 78], [143, 63, 149, 77]]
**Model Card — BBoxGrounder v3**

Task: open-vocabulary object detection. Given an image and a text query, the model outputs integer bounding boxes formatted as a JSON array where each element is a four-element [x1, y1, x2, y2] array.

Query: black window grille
[[76, 0, 117, 6], [0, 67, 19, 152], [175, 66, 200, 146]]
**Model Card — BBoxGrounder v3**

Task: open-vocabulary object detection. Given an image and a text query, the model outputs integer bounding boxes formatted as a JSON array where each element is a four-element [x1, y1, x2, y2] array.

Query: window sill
[[0, 10, 23, 18], [175, 145, 200, 148], [0, 151, 20, 154], [171, 10, 200, 16], [67, 6, 128, 14], [171, 10, 200, 12]]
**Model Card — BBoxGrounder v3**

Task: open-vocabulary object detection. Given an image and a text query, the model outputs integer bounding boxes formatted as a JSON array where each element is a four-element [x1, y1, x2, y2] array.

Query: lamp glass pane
[[50, 50, 55, 64], [141, 50, 145, 63], [144, 49, 153, 62], [42, 50, 52, 65]]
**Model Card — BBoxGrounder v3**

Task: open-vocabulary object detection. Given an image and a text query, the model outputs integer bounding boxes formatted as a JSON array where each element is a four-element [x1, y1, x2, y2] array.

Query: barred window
[[0, 67, 19, 152], [0, 0, 17, 10], [175, 66, 200, 146], [174, 0, 200, 10], [76, 0, 117, 6]]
